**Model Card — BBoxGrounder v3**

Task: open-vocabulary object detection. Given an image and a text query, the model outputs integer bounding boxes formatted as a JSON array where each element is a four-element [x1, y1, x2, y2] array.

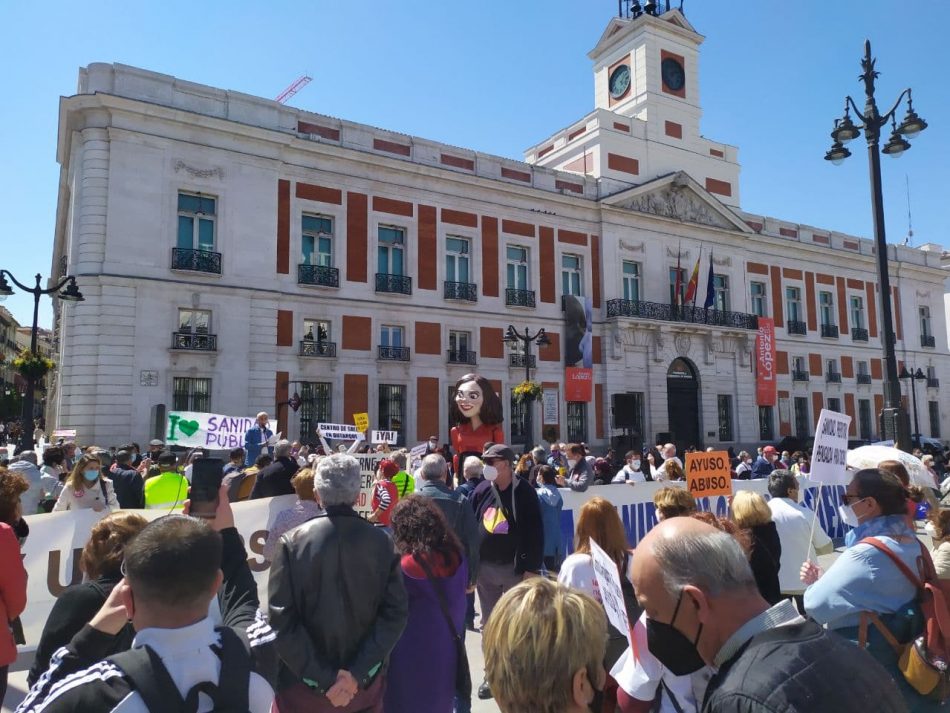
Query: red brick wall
[[342, 316, 372, 351], [805, 272, 817, 332], [346, 192, 368, 283], [538, 332, 561, 362], [770, 266, 784, 325], [418, 204, 437, 290], [415, 322, 441, 355], [277, 180, 290, 275], [539, 226, 555, 304], [296, 182, 342, 205], [417, 377, 440, 443], [276, 310, 293, 347], [812, 392, 824, 425], [866, 282, 878, 338], [481, 217, 499, 297], [591, 234, 601, 309], [480, 327, 504, 359], [344, 374, 368, 423]]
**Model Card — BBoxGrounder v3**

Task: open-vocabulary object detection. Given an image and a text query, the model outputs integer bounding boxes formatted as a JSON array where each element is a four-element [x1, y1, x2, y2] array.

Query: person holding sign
[[449, 374, 504, 474]]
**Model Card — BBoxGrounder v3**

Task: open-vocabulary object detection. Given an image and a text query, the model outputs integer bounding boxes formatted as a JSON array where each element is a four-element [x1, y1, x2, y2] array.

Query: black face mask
[[645, 590, 706, 676]]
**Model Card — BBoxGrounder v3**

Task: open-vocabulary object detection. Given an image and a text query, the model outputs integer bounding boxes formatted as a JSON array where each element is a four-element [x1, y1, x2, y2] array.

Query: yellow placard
[[685, 450, 732, 498], [353, 412, 370, 432]]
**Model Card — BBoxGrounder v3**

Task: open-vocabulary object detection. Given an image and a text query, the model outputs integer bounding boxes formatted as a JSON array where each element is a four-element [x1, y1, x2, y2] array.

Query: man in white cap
[[244, 412, 274, 466]]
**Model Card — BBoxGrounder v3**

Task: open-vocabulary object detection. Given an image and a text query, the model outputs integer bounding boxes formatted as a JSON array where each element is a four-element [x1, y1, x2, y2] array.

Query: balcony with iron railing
[[820, 324, 839, 339], [928, 377, 940, 388], [171, 248, 222, 274], [298, 264, 339, 288], [447, 349, 477, 365], [826, 371, 842, 383], [786, 320, 807, 335], [857, 373, 872, 385], [792, 369, 810, 382], [605, 300, 758, 330], [851, 326, 869, 342], [378, 345, 411, 361], [171, 330, 217, 351], [506, 288, 536, 308], [509, 353, 537, 369], [444, 281, 477, 302], [299, 340, 337, 358], [375, 273, 412, 295], [922, 334, 936, 348]]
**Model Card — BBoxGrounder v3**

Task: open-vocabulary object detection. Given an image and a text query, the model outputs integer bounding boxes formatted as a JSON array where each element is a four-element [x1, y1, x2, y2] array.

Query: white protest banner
[[589, 538, 633, 649], [810, 409, 852, 485], [409, 442, 428, 470], [372, 430, 399, 444], [166, 412, 255, 449], [50, 429, 77, 440], [318, 422, 361, 440]]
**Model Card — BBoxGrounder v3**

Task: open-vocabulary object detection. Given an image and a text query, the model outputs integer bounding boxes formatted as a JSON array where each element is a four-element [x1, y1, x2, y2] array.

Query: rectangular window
[[859, 399, 873, 440], [750, 282, 767, 317], [380, 325, 404, 348], [449, 330, 471, 353], [819, 291, 834, 327], [299, 382, 332, 442], [303, 319, 331, 342], [826, 358, 838, 374], [506, 246, 529, 290], [793, 397, 810, 438], [713, 274, 729, 312], [857, 360, 869, 377], [827, 397, 841, 413], [445, 236, 471, 283], [178, 309, 211, 333], [920, 306, 932, 338], [669, 267, 686, 305], [622, 261, 641, 302], [793, 356, 806, 373], [850, 295, 865, 329], [561, 254, 583, 296], [929, 401, 941, 438], [717, 395, 734, 441], [177, 193, 216, 251], [566, 402, 588, 443], [785, 287, 802, 322], [510, 392, 527, 442], [927, 365, 937, 382], [378, 226, 405, 275], [378, 384, 406, 439], [302, 215, 333, 267], [172, 377, 211, 412], [758, 406, 774, 441]]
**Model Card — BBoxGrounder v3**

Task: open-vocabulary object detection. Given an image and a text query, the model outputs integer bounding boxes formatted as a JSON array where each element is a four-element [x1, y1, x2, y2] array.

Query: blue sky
[[1, 0, 947, 329]]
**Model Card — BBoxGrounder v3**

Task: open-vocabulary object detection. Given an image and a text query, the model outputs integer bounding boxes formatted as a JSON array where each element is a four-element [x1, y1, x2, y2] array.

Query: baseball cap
[[481, 443, 516, 463], [149, 439, 164, 447]]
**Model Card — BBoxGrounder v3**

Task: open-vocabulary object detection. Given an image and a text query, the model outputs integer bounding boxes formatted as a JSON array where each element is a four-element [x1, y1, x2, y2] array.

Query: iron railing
[[928, 377, 940, 388], [509, 353, 537, 369], [447, 349, 477, 365], [792, 369, 810, 382], [786, 320, 807, 335], [826, 371, 842, 383], [857, 374, 872, 385], [820, 324, 839, 338], [443, 281, 477, 302], [922, 335, 936, 348], [375, 273, 412, 295], [299, 340, 337, 357], [171, 331, 217, 351], [852, 327, 869, 342], [505, 288, 536, 308], [606, 299, 758, 330], [298, 264, 339, 288], [171, 248, 222, 274], [378, 345, 411, 361]]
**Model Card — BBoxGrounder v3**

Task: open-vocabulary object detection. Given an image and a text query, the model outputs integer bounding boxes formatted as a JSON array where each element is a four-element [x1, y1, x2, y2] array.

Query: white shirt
[[612, 465, 646, 484], [611, 611, 714, 713], [558, 553, 600, 602], [767, 496, 833, 594], [651, 456, 683, 481]]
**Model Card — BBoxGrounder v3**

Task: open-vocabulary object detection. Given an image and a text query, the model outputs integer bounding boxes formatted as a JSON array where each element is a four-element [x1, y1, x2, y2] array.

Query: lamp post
[[504, 325, 551, 450], [825, 40, 927, 452], [898, 366, 927, 448], [0, 271, 84, 453]]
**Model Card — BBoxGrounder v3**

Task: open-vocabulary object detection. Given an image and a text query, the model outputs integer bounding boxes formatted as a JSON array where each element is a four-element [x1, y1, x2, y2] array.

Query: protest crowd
[[1, 373, 950, 713]]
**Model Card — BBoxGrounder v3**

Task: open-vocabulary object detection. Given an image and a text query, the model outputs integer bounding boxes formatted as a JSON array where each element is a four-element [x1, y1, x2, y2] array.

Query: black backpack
[[108, 626, 251, 713]]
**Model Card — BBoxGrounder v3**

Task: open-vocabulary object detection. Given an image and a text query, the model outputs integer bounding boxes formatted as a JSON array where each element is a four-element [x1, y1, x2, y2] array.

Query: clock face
[[661, 57, 685, 92], [608, 64, 631, 99]]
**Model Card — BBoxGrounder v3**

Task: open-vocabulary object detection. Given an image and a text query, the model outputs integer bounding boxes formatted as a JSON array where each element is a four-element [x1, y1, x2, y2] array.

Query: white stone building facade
[[48, 8, 949, 451]]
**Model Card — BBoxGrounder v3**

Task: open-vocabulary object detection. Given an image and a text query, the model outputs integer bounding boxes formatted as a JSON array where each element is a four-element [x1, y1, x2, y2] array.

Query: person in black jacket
[[730, 490, 783, 604], [630, 517, 906, 713], [19, 486, 278, 713], [28, 512, 148, 686], [108, 450, 144, 509], [250, 440, 299, 499]]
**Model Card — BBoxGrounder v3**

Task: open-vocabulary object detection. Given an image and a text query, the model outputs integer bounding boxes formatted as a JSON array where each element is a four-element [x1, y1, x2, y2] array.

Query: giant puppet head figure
[[449, 373, 504, 430]]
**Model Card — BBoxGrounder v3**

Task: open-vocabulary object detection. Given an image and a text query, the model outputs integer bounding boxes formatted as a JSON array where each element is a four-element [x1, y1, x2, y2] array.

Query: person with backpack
[[18, 487, 278, 713], [803, 468, 945, 710]]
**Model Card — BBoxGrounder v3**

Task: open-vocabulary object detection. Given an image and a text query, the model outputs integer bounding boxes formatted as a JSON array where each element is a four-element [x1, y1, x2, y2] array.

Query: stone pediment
[[603, 171, 751, 233]]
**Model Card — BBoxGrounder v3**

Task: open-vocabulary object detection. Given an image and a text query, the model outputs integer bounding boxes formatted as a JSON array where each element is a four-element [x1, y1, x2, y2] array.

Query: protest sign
[[353, 412, 370, 432], [810, 409, 852, 485], [50, 429, 77, 440], [372, 430, 398, 444], [166, 411, 255, 449], [589, 538, 633, 649], [409, 442, 427, 470], [685, 450, 732, 498], [318, 422, 361, 440]]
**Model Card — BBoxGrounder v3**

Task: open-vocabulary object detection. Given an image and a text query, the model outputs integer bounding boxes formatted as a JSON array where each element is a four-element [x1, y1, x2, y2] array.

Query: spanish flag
[[684, 249, 702, 306]]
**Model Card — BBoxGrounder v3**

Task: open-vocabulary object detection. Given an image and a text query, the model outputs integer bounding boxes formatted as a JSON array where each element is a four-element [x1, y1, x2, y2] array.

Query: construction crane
[[275, 75, 312, 104]]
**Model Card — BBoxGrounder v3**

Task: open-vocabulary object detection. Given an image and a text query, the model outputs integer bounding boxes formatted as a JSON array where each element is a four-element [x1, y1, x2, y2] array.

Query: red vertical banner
[[756, 317, 777, 406], [565, 367, 593, 402]]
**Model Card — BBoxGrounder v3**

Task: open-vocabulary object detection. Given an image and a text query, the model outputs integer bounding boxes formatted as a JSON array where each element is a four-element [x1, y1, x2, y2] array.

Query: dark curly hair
[[390, 495, 462, 564], [448, 373, 504, 427], [0, 469, 30, 526]]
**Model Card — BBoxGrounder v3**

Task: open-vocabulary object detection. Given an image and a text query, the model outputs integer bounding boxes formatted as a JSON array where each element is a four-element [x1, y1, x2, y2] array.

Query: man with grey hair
[[9, 450, 44, 515], [250, 439, 299, 499], [631, 517, 904, 712], [417, 453, 480, 590], [269, 454, 408, 711]]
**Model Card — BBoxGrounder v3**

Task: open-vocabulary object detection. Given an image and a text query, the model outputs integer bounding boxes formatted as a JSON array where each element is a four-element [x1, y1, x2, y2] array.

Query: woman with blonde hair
[[28, 511, 148, 685], [653, 486, 696, 521], [52, 453, 119, 512], [730, 490, 782, 604]]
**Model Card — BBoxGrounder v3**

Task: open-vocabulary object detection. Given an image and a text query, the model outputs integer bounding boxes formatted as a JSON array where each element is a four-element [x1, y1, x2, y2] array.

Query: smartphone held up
[[190, 458, 224, 519]]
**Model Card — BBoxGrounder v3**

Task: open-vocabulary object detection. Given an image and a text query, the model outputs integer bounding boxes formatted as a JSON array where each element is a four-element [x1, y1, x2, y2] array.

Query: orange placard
[[685, 450, 732, 498]]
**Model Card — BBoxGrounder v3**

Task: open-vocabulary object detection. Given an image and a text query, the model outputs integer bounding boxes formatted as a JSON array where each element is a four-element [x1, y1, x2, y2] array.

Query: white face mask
[[631, 460, 641, 470], [483, 464, 498, 482], [838, 502, 861, 528], [567, 459, 578, 468]]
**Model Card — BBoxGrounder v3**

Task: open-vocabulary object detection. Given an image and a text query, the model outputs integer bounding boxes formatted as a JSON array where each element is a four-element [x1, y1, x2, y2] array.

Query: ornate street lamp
[[504, 326, 551, 449]]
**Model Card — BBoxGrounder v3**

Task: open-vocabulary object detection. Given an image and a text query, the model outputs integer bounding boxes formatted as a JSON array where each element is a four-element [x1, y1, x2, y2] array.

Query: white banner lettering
[[372, 430, 398, 444], [166, 412, 255, 450], [317, 422, 361, 440], [810, 409, 852, 485]]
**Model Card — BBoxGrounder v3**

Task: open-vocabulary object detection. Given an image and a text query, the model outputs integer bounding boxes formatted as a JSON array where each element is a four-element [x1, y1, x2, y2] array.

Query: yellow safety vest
[[144, 471, 189, 511]]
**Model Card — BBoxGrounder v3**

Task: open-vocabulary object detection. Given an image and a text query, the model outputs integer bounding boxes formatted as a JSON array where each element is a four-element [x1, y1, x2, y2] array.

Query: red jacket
[[0, 521, 27, 665]]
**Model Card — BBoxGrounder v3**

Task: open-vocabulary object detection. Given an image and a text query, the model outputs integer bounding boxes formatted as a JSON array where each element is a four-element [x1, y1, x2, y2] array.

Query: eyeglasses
[[455, 390, 482, 400], [842, 493, 866, 504]]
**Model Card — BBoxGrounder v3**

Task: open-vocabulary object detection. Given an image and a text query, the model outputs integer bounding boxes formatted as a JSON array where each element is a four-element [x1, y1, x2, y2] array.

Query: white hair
[[274, 439, 293, 458], [314, 454, 361, 507], [463, 456, 484, 480], [652, 530, 755, 599], [420, 453, 447, 481]]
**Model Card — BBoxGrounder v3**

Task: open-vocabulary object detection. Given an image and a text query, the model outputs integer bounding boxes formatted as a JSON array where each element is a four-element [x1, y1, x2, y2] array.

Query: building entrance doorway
[[667, 357, 701, 452]]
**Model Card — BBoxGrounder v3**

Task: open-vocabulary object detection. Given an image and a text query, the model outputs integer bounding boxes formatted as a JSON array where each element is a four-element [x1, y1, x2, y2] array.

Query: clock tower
[[527, 4, 741, 208]]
